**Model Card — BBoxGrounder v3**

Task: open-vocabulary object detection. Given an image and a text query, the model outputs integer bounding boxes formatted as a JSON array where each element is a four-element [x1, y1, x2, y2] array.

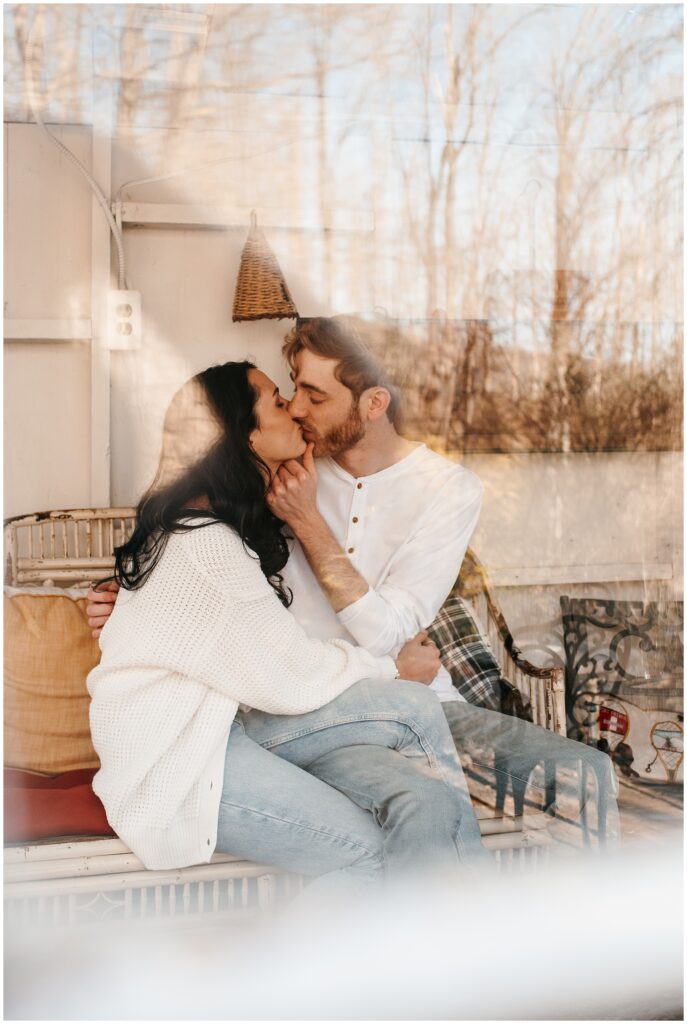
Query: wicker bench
[[4, 508, 565, 926]]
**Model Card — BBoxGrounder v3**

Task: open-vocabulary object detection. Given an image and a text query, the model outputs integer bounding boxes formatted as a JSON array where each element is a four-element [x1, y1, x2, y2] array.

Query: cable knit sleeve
[[180, 524, 397, 715]]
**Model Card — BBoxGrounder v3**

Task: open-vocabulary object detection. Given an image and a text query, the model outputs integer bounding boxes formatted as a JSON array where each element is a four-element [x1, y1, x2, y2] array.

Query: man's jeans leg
[[442, 700, 620, 848], [216, 719, 384, 884], [239, 678, 490, 871]]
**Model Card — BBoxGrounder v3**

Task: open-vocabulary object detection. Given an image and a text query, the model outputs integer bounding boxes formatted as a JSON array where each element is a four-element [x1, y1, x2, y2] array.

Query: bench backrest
[[4, 509, 137, 587]]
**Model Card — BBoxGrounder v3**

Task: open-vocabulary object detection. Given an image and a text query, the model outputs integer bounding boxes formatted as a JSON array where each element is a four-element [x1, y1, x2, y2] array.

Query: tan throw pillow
[[4, 589, 102, 773]]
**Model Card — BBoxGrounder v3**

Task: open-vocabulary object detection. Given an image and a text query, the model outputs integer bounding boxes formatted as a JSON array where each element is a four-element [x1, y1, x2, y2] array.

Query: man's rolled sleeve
[[337, 586, 415, 656]]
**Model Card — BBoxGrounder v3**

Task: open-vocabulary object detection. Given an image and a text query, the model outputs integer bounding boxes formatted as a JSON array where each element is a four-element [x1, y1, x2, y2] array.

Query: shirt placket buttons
[[348, 482, 364, 556]]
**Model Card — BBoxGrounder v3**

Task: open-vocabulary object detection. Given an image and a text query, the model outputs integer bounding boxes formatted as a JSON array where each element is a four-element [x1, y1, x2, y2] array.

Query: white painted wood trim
[[481, 831, 553, 850], [4, 837, 241, 865], [118, 202, 375, 233], [4, 319, 92, 341], [6, 860, 280, 897], [90, 95, 112, 507], [490, 562, 674, 587], [5, 851, 144, 882], [15, 556, 116, 570], [4, 838, 132, 862], [477, 811, 550, 835], [4, 850, 249, 883]]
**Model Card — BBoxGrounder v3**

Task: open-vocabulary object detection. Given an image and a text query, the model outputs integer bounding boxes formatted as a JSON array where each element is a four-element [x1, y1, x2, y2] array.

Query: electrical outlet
[[107, 290, 142, 350]]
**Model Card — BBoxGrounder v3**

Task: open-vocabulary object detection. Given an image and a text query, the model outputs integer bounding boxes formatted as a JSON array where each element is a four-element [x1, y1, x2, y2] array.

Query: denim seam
[[218, 799, 381, 858], [315, 781, 379, 810], [326, 784, 472, 864], [255, 713, 442, 774]]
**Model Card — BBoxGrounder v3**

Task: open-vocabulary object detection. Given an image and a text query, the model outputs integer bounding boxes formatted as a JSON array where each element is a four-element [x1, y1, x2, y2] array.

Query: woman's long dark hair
[[112, 361, 292, 606]]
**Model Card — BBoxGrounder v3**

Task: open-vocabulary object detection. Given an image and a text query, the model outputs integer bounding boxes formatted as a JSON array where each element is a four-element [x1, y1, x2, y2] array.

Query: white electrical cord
[[114, 134, 315, 208], [24, 8, 129, 290]]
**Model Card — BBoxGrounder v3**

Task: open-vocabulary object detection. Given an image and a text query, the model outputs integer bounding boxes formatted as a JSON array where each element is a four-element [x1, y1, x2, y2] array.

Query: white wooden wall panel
[[4, 123, 92, 320], [4, 342, 91, 518], [89, 114, 113, 507], [4, 123, 94, 519]]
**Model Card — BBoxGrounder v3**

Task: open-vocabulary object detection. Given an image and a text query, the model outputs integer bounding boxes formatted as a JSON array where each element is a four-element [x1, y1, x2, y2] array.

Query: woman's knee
[[346, 844, 385, 880], [390, 683, 456, 752], [386, 679, 444, 720], [379, 774, 466, 827]]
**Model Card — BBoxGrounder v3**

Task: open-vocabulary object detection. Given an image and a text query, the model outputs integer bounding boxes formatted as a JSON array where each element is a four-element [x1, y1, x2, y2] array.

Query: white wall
[[4, 123, 92, 516]]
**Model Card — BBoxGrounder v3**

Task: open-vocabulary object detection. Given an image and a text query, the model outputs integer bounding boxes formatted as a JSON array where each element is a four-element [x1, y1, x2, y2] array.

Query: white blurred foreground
[[5, 839, 683, 1021]]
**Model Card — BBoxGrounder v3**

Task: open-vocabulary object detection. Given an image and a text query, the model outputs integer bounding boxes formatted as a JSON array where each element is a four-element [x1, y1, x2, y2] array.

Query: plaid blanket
[[428, 595, 532, 720]]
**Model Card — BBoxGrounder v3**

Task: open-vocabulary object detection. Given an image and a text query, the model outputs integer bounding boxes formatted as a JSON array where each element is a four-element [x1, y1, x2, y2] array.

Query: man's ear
[[361, 387, 391, 422]]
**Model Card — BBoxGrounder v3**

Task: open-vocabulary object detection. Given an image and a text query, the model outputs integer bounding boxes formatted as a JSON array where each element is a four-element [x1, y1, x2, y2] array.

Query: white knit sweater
[[87, 521, 396, 870]]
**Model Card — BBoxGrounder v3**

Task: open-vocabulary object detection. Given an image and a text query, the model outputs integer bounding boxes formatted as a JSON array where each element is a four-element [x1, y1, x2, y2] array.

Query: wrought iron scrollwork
[[560, 596, 684, 738]]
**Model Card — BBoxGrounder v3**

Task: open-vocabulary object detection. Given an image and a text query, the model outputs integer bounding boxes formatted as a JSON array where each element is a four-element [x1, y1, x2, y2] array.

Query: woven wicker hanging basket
[[232, 212, 299, 322]]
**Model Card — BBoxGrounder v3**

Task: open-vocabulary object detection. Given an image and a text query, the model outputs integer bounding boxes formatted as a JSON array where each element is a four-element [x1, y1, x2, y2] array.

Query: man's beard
[[313, 402, 366, 458]]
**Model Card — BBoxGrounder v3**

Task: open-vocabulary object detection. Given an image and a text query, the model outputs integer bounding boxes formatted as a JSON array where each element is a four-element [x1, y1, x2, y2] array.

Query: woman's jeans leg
[[238, 678, 490, 872], [216, 719, 384, 883]]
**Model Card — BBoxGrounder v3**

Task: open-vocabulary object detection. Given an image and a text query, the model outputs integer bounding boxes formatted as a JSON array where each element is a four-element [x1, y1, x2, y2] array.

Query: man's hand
[[85, 581, 119, 638], [394, 631, 441, 685], [267, 442, 319, 527]]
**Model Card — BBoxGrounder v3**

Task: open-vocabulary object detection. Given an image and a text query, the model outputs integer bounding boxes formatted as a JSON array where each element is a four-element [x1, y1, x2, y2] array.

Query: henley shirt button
[[356, 482, 363, 489], [348, 547, 354, 554], [352, 516, 359, 523]]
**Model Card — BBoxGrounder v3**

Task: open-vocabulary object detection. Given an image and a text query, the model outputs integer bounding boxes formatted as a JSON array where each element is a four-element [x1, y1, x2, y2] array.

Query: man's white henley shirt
[[283, 443, 483, 702]]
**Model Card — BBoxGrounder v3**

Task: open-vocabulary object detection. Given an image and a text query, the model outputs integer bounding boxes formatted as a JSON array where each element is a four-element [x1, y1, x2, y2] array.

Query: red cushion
[[4, 767, 115, 842]]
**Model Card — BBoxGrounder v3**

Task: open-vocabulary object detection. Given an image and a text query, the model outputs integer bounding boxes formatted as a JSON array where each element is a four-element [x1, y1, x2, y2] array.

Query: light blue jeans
[[215, 678, 490, 882]]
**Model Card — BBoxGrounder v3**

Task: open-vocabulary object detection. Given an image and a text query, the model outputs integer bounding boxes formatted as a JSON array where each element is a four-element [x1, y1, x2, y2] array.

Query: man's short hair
[[282, 316, 403, 429]]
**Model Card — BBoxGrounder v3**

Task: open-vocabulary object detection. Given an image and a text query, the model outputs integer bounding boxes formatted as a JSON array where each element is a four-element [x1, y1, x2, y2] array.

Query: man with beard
[[88, 316, 618, 846], [270, 316, 482, 705]]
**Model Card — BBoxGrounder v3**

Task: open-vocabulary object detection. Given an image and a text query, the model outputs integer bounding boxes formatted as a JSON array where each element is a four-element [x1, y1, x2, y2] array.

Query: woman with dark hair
[[87, 361, 486, 884]]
